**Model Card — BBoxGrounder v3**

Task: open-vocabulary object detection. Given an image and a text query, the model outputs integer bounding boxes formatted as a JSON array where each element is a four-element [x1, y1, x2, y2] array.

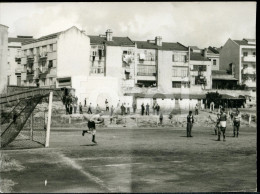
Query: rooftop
[[8, 36, 34, 43], [233, 38, 256, 46], [190, 52, 210, 61], [88, 35, 135, 46], [135, 41, 188, 51], [207, 46, 220, 54]]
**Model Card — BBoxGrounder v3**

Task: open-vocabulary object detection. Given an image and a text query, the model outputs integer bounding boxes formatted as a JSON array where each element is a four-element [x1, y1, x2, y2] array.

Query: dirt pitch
[[0, 121, 257, 192]]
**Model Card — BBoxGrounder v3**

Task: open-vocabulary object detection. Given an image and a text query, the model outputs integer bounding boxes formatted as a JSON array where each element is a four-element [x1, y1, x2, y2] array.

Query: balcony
[[90, 67, 104, 75], [242, 68, 256, 75], [243, 55, 256, 62], [40, 51, 48, 58], [27, 53, 34, 59], [137, 65, 156, 76]]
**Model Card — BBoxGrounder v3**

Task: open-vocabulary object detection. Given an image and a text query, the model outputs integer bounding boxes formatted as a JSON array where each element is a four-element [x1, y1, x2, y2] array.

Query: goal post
[[45, 92, 53, 148]]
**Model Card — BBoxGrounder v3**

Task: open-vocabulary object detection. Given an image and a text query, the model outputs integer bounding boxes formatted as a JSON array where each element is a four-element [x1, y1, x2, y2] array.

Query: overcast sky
[[0, 2, 256, 48]]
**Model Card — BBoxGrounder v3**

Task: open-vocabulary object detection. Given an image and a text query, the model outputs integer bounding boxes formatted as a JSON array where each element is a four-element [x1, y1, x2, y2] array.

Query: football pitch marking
[[56, 152, 116, 192]]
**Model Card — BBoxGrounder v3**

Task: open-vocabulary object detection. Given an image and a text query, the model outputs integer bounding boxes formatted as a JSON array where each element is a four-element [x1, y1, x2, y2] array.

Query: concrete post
[[45, 92, 53, 148], [30, 111, 33, 140]]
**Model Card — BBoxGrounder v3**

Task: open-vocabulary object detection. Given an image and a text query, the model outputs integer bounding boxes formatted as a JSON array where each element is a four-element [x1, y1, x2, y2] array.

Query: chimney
[[155, 36, 162, 46], [106, 29, 113, 41], [203, 48, 208, 58]]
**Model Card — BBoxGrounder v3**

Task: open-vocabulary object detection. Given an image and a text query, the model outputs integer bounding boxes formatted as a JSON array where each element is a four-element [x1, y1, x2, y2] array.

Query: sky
[[0, 2, 256, 48]]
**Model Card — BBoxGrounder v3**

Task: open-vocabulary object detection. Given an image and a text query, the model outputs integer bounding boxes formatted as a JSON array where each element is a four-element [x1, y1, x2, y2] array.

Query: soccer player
[[82, 113, 104, 144], [233, 109, 241, 137], [218, 108, 227, 141], [187, 111, 194, 137]]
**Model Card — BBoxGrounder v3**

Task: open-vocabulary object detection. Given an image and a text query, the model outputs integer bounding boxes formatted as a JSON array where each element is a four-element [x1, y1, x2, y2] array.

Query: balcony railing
[[27, 53, 34, 59], [137, 65, 156, 76], [90, 67, 104, 74], [242, 68, 256, 75], [243, 55, 256, 62]]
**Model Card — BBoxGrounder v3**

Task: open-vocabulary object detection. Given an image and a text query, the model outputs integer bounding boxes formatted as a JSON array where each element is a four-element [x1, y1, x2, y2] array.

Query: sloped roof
[[207, 46, 220, 54], [8, 37, 34, 43], [190, 52, 210, 61], [88, 35, 135, 46], [135, 41, 188, 51], [190, 46, 201, 51], [233, 39, 255, 46], [22, 31, 62, 45]]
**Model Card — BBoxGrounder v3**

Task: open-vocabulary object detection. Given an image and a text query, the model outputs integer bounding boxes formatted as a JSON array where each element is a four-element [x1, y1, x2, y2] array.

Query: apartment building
[[219, 38, 256, 91], [7, 36, 34, 86], [80, 29, 136, 107], [0, 24, 9, 93], [207, 46, 221, 71], [20, 26, 90, 94], [189, 49, 212, 90]]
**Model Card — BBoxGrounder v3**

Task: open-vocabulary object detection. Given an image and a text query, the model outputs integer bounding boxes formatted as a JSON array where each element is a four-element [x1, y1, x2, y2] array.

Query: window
[[253, 52, 256, 56], [213, 59, 217, 65], [243, 52, 248, 56], [181, 69, 188, 77], [49, 44, 53, 52], [49, 78, 53, 85], [172, 68, 178, 77], [36, 47, 39, 55], [172, 81, 182, 88], [193, 65, 207, 71], [92, 51, 97, 56], [48, 60, 53, 68], [243, 64, 248, 69], [173, 54, 185, 62]]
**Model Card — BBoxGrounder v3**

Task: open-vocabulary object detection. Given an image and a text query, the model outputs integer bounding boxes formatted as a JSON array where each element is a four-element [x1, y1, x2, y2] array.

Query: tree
[[205, 92, 222, 108]]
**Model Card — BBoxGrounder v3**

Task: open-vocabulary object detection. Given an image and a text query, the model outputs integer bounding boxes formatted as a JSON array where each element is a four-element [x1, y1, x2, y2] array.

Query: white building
[[0, 24, 9, 93], [219, 38, 256, 91], [7, 36, 34, 86]]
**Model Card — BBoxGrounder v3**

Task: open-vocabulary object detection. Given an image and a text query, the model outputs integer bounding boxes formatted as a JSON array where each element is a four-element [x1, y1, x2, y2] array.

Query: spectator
[[159, 112, 163, 125], [84, 98, 87, 107], [121, 103, 125, 115], [69, 103, 73, 114], [153, 102, 156, 115], [117, 100, 121, 108], [79, 102, 83, 114], [110, 105, 114, 124], [74, 103, 77, 114], [87, 103, 92, 114], [132, 102, 137, 113], [141, 103, 145, 116], [105, 99, 109, 111], [156, 104, 160, 115], [124, 103, 127, 115], [127, 103, 130, 114], [195, 104, 199, 115], [96, 104, 100, 114], [146, 103, 150, 115]]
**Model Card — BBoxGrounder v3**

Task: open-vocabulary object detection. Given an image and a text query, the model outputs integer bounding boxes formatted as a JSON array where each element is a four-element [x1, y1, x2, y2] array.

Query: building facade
[[0, 24, 9, 93], [7, 36, 34, 86], [219, 38, 256, 91]]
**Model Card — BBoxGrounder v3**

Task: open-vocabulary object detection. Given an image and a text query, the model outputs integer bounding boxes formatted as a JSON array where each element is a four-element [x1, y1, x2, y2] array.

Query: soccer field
[[0, 125, 256, 192]]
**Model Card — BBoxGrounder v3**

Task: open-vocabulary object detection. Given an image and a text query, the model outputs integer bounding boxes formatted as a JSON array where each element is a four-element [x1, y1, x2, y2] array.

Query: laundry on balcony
[[139, 53, 146, 60], [122, 54, 133, 64]]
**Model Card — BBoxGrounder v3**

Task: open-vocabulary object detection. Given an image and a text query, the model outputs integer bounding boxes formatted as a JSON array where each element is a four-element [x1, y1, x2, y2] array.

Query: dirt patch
[[0, 179, 17, 193], [0, 154, 25, 172]]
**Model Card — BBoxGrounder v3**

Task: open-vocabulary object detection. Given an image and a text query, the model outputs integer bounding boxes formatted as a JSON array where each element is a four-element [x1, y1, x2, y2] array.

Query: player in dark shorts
[[82, 113, 104, 144]]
